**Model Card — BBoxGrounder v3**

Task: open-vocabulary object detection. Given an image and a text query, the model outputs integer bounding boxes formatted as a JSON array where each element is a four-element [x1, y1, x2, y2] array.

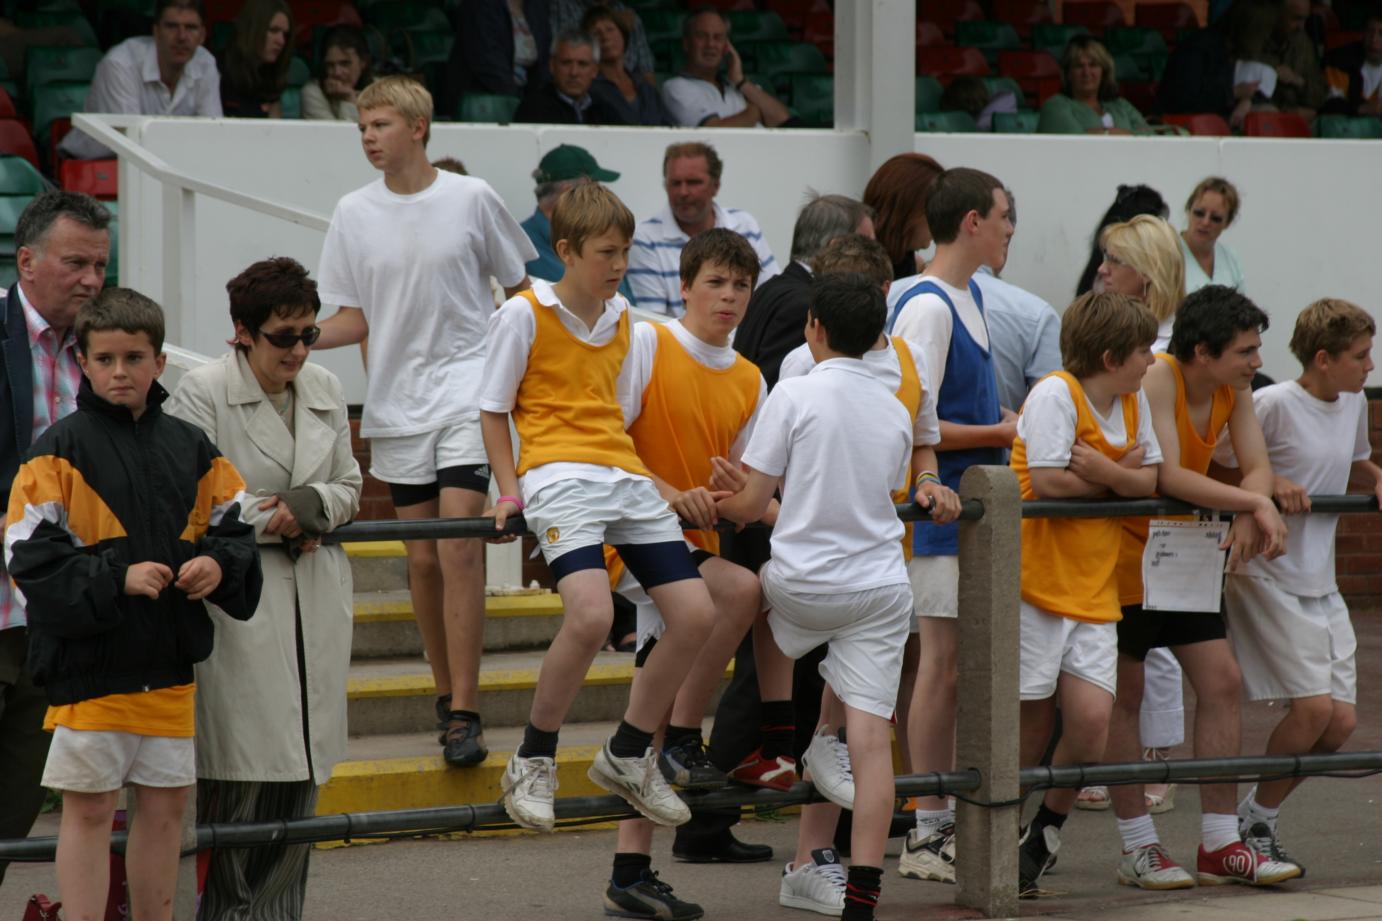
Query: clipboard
[[1141, 518, 1229, 613]]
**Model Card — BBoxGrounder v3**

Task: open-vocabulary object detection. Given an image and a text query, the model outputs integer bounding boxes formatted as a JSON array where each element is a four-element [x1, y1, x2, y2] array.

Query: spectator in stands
[[552, 0, 657, 75], [521, 144, 621, 283], [1260, 0, 1327, 114], [514, 29, 619, 124], [0, 191, 110, 888], [583, 5, 670, 125], [167, 257, 361, 921], [1158, 1, 1273, 126], [864, 152, 944, 281], [1180, 176, 1245, 292], [628, 141, 780, 315], [1322, 5, 1382, 116], [60, 0, 222, 160], [1039, 35, 1151, 134], [939, 75, 1018, 131], [218, 0, 292, 118], [302, 25, 373, 121], [442, 0, 552, 114], [1076, 184, 1170, 297], [661, 9, 793, 128]]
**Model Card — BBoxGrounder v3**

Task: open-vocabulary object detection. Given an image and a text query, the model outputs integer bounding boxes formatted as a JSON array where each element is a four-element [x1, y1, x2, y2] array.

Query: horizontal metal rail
[[4, 749, 1379, 861]]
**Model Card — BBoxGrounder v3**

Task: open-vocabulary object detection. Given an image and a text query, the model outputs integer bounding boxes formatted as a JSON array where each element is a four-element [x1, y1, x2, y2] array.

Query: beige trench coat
[[167, 351, 362, 783]]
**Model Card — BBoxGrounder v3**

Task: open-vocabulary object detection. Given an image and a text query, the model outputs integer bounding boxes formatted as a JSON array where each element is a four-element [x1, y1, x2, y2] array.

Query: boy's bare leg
[[895, 634, 921, 774], [1047, 674, 1114, 815], [752, 615, 793, 700], [1258, 700, 1356, 806], [125, 784, 191, 921], [628, 579, 715, 731], [529, 569, 617, 730], [437, 487, 488, 713], [907, 618, 957, 813], [56, 789, 119, 921], [394, 498, 449, 697], [1019, 698, 1057, 769], [668, 558, 758, 727], [844, 705, 895, 868], [1107, 655, 1149, 818], [1173, 640, 1243, 815]]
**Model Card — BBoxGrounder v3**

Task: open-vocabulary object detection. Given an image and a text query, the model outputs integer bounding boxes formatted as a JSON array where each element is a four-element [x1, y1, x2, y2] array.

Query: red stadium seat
[[998, 49, 1062, 103], [203, 0, 241, 25], [0, 120, 39, 170], [916, 44, 990, 76], [917, 21, 947, 45], [60, 158, 118, 199], [1062, 0, 1128, 34], [920, 0, 985, 36], [1326, 30, 1362, 50], [995, 0, 1055, 37], [1134, 1, 1199, 40], [803, 11, 833, 46], [696, 0, 757, 12], [0, 87, 17, 120], [766, 0, 831, 34], [1120, 79, 1159, 114], [1162, 112, 1231, 134], [290, 0, 363, 47], [1243, 111, 1311, 137]]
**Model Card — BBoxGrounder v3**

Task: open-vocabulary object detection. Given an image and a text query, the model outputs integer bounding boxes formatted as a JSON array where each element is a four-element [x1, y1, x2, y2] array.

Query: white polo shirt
[[627, 202, 780, 316], [60, 37, 222, 159], [661, 74, 749, 126]]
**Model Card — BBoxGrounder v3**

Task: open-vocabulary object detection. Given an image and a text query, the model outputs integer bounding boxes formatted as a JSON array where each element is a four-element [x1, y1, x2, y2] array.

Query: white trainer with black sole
[[588, 742, 692, 827], [898, 823, 956, 883]]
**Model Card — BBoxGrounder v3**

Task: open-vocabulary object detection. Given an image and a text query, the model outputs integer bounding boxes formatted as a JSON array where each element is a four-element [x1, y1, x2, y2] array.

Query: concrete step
[[344, 541, 409, 594], [352, 591, 563, 658], [346, 653, 732, 737]]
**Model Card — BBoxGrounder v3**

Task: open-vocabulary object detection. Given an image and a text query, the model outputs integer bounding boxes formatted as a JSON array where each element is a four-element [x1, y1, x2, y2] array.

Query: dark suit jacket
[[733, 261, 812, 390], [441, 0, 552, 114], [1, 285, 35, 512], [514, 83, 618, 125]]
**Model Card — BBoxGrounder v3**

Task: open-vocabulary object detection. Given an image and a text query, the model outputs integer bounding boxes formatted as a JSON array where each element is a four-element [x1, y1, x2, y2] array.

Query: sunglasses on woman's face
[[1191, 208, 1226, 225], [259, 326, 321, 349]]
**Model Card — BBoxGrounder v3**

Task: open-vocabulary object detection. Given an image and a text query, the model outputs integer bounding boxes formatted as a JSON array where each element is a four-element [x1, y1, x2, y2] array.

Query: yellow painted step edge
[[349, 662, 733, 699], [342, 540, 406, 558], [354, 593, 563, 624]]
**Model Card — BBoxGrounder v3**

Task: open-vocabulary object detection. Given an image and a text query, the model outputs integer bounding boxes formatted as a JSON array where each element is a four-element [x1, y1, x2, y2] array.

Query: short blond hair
[[1185, 176, 1241, 226], [1060, 291, 1158, 379], [1289, 298, 1376, 366], [550, 183, 634, 256], [1100, 214, 1185, 323], [358, 76, 433, 143]]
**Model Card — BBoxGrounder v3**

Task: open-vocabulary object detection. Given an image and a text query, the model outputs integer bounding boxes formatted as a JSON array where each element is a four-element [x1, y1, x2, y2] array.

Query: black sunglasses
[[1191, 208, 1226, 225], [259, 326, 321, 348]]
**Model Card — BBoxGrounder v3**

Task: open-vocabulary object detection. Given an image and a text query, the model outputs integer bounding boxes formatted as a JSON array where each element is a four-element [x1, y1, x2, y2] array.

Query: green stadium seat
[[0, 196, 34, 257], [31, 81, 88, 145], [982, 75, 1024, 101], [1103, 26, 1168, 58], [104, 199, 118, 284], [287, 56, 311, 87], [397, 31, 455, 67], [955, 20, 1022, 58], [280, 86, 301, 118], [753, 41, 828, 79], [0, 154, 46, 196], [728, 10, 790, 42], [916, 110, 978, 132], [1113, 53, 1142, 81], [992, 109, 1039, 132], [1032, 22, 1089, 57], [208, 21, 234, 55], [23, 46, 102, 94], [0, 256, 16, 290], [1316, 115, 1382, 139], [15, 10, 98, 47], [642, 10, 689, 45], [791, 73, 832, 126], [456, 93, 520, 123], [915, 75, 944, 112], [363, 4, 450, 34]]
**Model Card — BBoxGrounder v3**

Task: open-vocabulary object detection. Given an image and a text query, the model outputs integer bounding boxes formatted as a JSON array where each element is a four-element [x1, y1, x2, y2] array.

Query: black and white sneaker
[[659, 736, 728, 791], [1018, 824, 1060, 897], [1241, 821, 1306, 878], [604, 870, 704, 920], [898, 822, 956, 883], [589, 743, 692, 826]]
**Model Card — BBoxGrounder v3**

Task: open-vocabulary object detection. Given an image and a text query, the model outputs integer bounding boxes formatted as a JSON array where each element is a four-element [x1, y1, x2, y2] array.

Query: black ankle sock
[[759, 700, 795, 759], [663, 724, 701, 750], [435, 694, 452, 721], [841, 865, 882, 921], [1033, 804, 1068, 833], [518, 723, 559, 759], [449, 708, 480, 722], [611, 852, 652, 889], [609, 720, 655, 758]]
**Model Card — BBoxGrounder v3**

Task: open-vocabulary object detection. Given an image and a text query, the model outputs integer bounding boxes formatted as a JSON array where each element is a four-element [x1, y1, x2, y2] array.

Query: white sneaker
[[500, 752, 558, 831], [802, 730, 854, 810], [1117, 843, 1196, 890], [898, 823, 956, 883], [588, 742, 691, 827], [779, 848, 846, 916]]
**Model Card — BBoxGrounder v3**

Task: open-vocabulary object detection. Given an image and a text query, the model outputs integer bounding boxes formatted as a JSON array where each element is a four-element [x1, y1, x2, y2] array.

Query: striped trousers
[[197, 779, 318, 921]]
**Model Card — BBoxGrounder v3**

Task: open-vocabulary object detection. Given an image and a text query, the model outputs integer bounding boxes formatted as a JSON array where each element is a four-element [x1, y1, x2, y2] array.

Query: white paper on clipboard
[[1141, 519, 1230, 612]]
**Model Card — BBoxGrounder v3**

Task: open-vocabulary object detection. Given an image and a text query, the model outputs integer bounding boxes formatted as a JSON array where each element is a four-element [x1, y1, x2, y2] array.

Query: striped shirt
[[0, 287, 83, 630], [627, 203, 780, 316]]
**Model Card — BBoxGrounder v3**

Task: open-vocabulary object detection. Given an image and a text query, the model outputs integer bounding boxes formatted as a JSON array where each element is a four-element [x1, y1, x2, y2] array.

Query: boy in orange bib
[[1009, 291, 1163, 896]]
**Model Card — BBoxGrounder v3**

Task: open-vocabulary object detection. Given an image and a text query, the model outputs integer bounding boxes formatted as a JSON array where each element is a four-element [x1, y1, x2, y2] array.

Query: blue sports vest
[[894, 279, 1003, 557]]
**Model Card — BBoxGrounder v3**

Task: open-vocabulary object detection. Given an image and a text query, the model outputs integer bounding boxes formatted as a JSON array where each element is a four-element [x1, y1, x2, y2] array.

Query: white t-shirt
[[742, 358, 912, 593], [1214, 381, 1371, 596], [890, 275, 989, 392], [1017, 376, 1163, 469], [620, 319, 768, 459], [778, 340, 941, 448], [478, 280, 645, 500], [660, 74, 749, 127], [316, 171, 536, 438], [1152, 319, 1173, 354]]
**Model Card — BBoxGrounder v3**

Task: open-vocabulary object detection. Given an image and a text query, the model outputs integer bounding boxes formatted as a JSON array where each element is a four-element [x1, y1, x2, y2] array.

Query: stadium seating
[[791, 73, 833, 127], [1061, 0, 1128, 35], [1134, 1, 1198, 40], [916, 110, 979, 131], [31, 81, 89, 146], [0, 154, 47, 197], [1032, 22, 1088, 56], [16, 10, 99, 47], [361, 3, 449, 34], [728, 10, 790, 42], [0, 121, 40, 170], [60, 158, 118, 199], [984, 75, 1026, 101], [456, 93, 520, 123], [0, 87, 18, 119], [995, 0, 1055, 37], [957, 20, 1023, 62], [753, 41, 828, 82], [643, 9, 688, 43], [1316, 115, 1382, 139], [24, 46, 103, 100], [919, 0, 986, 37], [1161, 112, 1230, 134], [917, 21, 948, 46], [916, 75, 945, 113], [997, 50, 1062, 103], [1243, 111, 1311, 137], [917, 44, 990, 76], [993, 109, 1041, 131], [766, 0, 831, 34]]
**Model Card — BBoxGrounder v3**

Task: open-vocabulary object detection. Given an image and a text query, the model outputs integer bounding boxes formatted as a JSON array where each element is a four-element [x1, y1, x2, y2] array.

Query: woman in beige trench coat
[[166, 257, 361, 921]]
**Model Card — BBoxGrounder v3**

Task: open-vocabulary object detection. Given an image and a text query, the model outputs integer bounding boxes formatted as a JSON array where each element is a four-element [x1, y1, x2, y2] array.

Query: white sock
[[1244, 795, 1280, 833], [1117, 814, 1159, 852], [915, 808, 952, 838], [1202, 812, 1240, 852]]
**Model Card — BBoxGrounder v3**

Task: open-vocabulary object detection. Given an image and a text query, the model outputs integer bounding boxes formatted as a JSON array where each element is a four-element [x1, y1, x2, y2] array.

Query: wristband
[[496, 495, 524, 512], [915, 471, 941, 489]]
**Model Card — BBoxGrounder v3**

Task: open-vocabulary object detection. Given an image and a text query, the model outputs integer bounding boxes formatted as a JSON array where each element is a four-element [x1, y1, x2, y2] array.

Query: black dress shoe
[[672, 833, 774, 864]]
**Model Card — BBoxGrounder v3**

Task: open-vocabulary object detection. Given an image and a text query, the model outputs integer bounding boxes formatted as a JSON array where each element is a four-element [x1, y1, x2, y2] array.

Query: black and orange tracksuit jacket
[[4, 379, 263, 706]]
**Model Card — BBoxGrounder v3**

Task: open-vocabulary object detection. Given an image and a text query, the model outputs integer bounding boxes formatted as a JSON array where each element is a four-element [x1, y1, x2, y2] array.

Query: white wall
[[116, 119, 1379, 400]]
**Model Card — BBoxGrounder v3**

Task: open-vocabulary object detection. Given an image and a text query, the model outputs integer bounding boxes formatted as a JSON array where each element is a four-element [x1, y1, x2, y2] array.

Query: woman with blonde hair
[[1098, 214, 1186, 350], [1180, 177, 1245, 293]]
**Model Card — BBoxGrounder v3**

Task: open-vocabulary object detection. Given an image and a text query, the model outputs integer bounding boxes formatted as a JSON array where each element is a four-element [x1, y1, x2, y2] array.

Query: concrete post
[[834, 0, 916, 172], [954, 465, 1022, 918]]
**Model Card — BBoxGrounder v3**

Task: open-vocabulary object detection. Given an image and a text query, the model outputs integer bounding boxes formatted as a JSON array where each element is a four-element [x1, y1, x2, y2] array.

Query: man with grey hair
[[0, 190, 110, 884], [662, 8, 792, 127], [514, 29, 619, 124]]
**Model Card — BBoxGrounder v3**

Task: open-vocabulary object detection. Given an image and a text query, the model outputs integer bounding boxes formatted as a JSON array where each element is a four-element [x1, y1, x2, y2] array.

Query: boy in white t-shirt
[[1217, 299, 1382, 873], [718, 274, 943, 921], [313, 76, 536, 768], [481, 183, 716, 834], [888, 168, 1016, 874]]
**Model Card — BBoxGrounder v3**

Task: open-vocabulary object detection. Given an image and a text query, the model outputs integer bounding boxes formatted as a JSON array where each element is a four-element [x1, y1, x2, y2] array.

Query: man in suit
[[671, 193, 874, 863], [0, 191, 110, 885]]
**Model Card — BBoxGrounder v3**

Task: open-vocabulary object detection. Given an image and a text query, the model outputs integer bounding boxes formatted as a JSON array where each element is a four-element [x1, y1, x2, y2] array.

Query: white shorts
[[42, 726, 195, 793], [524, 477, 684, 565], [1019, 601, 1118, 701], [1224, 575, 1357, 704], [909, 554, 958, 620], [369, 417, 487, 484], [761, 563, 913, 719]]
